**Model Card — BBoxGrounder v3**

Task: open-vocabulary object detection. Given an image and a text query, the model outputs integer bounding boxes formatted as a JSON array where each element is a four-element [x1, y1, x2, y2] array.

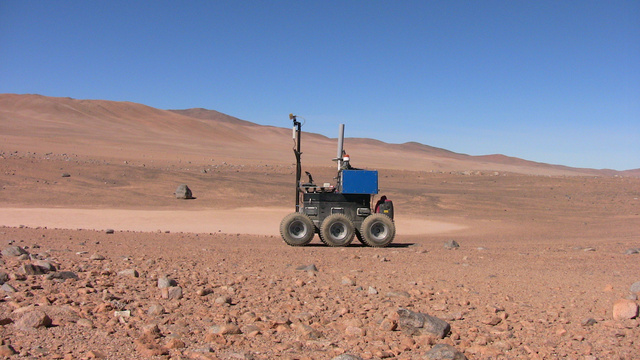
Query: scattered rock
[[424, 343, 467, 359], [1, 283, 17, 293], [630, 281, 640, 293], [332, 355, 363, 360], [397, 308, 451, 339], [157, 276, 177, 288], [175, 184, 193, 199], [2, 245, 28, 257], [118, 269, 139, 278], [368, 286, 378, 295], [341, 277, 356, 286], [90, 253, 105, 261], [61, 173, 71, 178], [444, 240, 460, 250], [15, 310, 52, 330], [19, 264, 48, 275], [161, 286, 183, 300], [613, 299, 638, 320], [105, 229, 115, 234], [296, 264, 318, 272], [209, 323, 242, 335], [0, 345, 17, 356], [582, 318, 597, 326], [45, 271, 78, 281]]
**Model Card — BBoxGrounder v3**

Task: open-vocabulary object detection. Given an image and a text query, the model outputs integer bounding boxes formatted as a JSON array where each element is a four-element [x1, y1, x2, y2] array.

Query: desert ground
[[0, 94, 638, 359]]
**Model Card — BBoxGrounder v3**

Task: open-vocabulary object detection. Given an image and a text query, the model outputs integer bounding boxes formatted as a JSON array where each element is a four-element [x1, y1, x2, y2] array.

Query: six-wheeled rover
[[280, 114, 396, 247]]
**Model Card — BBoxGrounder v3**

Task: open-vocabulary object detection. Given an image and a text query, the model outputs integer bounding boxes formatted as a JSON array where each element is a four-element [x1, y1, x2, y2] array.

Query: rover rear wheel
[[280, 213, 315, 246], [320, 214, 355, 247], [361, 214, 395, 247]]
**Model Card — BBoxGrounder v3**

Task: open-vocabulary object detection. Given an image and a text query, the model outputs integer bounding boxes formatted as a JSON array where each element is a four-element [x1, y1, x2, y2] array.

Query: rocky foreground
[[0, 226, 638, 360]]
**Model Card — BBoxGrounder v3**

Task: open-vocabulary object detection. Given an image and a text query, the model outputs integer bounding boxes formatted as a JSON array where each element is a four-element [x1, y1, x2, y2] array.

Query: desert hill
[[0, 93, 635, 176]]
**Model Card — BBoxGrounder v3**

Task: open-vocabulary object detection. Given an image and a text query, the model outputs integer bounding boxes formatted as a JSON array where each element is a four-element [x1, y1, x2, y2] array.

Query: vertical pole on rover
[[291, 114, 302, 212], [336, 124, 345, 171]]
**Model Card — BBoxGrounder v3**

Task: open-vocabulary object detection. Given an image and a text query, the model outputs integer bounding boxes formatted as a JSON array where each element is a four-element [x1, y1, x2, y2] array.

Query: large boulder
[[175, 184, 193, 199]]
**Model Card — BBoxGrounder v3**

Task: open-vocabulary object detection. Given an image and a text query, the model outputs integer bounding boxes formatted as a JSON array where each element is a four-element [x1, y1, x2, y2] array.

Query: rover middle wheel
[[320, 214, 355, 247], [280, 213, 315, 246]]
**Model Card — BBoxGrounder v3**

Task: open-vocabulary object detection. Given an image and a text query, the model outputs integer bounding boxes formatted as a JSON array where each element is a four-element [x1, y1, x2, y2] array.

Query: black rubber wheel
[[280, 213, 315, 246], [360, 214, 395, 247], [320, 214, 355, 247]]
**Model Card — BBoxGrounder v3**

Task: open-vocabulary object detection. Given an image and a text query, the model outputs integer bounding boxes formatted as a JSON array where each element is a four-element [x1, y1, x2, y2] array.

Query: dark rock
[[397, 308, 451, 339], [45, 271, 79, 281], [19, 264, 48, 275], [175, 184, 193, 199], [424, 344, 467, 359], [105, 229, 115, 234], [2, 245, 28, 257], [61, 173, 71, 178], [0, 272, 9, 285]]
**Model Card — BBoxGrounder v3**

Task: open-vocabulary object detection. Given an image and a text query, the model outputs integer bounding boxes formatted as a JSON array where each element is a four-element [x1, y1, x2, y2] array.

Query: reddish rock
[[613, 299, 638, 321]]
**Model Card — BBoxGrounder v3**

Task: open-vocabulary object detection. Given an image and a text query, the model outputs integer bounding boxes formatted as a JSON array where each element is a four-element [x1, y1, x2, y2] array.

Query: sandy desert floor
[[0, 147, 639, 360]]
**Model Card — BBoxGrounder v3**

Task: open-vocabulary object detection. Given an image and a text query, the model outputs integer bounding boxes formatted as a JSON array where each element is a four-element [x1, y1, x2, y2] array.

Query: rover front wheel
[[280, 213, 315, 246], [320, 214, 355, 247], [361, 214, 395, 247]]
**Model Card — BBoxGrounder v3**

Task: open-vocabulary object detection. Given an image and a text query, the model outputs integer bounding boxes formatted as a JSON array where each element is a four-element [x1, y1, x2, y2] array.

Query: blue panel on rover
[[340, 170, 378, 194]]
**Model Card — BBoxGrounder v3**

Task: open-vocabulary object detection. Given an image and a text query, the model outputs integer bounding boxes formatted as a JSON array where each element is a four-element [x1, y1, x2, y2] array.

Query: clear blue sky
[[1, 1, 638, 170]]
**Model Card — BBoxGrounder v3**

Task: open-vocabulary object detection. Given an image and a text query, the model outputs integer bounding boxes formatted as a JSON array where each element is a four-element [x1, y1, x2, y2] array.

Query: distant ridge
[[1, 94, 636, 176]]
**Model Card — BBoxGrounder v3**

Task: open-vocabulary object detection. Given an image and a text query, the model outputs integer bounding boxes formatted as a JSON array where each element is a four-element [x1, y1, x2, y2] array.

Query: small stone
[[630, 281, 640, 293], [165, 338, 186, 349], [424, 343, 467, 359], [105, 229, 115, 234], [0, 345, 17, 356], [2, 246, 28, 257], [19, 264, 48, 275], [613, 299, 638, 321], [45, 271, 79, 281], [61, 173, 71, 178], [1, 283, 17, 292], [379, 318, 397, 331], [147, 303, 165, 316], [76, 319, 94, 328], [114, 310, 131, 318], [368, 286, 378, 295], [345, 326, 366, 337], [341, 277, 356, 286], [157, 276, 177, 288], [0, 272, 8, 285], [482, 316, 502, 326], [444, 240, 460, 250], [15, 310, 52, 330], [215, 295, 232, 305], [209, 323, 242, 335], [296, 264, 318, 272], [118, 269, 139, 278], [90, 253, 105, 261], [332, 355, 363, 360], [582, 318, 597, 326], [161, 286, 183, 300], [387, 290, 410, 298]]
